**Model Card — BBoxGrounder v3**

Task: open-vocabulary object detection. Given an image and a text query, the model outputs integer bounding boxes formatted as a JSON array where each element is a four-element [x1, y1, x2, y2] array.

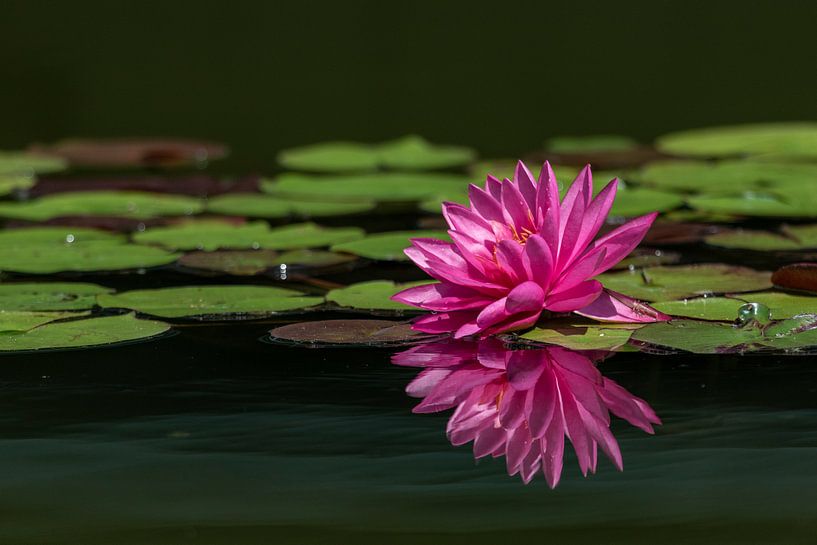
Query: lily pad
[[277, 135, 475, 173], [29, 139, 228, 168], [0, 227, 179, 274], [31, 174, 260, 198], [656, 122, 817, 159], [133, 220, 363, 251], [0, 313, 171, 352], [326, 280, 432, 312], [652, 297, 745, 321], [331, 230, 449, 261], [686, 193, 814, 218], [266, 319, 438, 347], [0, 174, 35, 196], [612, 248, 681, 271], [545, 135, 640, 153], [263, 173, 471, 203], [772, 263, 817, 293], [206, 193, 375, 218], [597, 264, 772, 302], [730, 292, 817, 319], [705, 224, 817, 251], [0, 191, 204, 221], [519, 319, 639, 350], [0, 282, 112, 310], [0, 151, 67, 176], [0, 310, 89, 332], [177, 249, 356, 276], [97, 285, 323, 319]]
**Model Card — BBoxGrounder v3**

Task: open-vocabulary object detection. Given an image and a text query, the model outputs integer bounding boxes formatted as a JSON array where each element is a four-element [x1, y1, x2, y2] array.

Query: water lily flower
[[393, 340, 661, 487], [392, 161, 669, 338]]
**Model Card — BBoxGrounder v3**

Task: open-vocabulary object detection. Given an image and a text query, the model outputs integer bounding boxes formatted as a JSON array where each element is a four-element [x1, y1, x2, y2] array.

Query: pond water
[[2, 324, 817, 544]]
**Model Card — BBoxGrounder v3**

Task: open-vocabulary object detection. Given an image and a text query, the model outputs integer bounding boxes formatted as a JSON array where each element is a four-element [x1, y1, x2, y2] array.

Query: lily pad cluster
[[3, 126, 817, 353]]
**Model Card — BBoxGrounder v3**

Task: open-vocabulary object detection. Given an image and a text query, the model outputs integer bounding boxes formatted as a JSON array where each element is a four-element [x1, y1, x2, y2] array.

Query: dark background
[[2, 0, 817, 172]]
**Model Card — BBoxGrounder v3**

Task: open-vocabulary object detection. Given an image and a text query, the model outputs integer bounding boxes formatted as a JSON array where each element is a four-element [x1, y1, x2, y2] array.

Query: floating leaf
[[545, 134, 640, 153], [0, 191, 203, 221], [331, 230, 449, 261], [771, 263, 817, 294], [263, 173, 471, 203], [642, 222, 723, 246], [519, 319, 639, 350], [687, 193, 814, 218], [612, 248, 681, 271], [177, 249, 355, 276], [609, 188, 684, 217], [631, 319, 761, 353], [31, 174, 260, 198], [277, 142, 379, 172], [0, 310, 89, 332], [326, 280, 432, 312], [0, 313, 170, 352], [0, 227, 179, 274], [277, 135, 475, 173], [29, 139, 228, 168], [730, 291, 817, 319], [206, 193, 375, 218], [705, 225, 817, 251], [652, 297, 745, 321], [97, 285, 323, 319], [0, 151, 67, 176], [656, 122, 817, 159], [0, 174, 35, 196], [133, 220, 363, 251], [267, 319, 438, 347], [0, 282, 112, 310], [377, 135, 476, 170], [597, 264, 772, 302]]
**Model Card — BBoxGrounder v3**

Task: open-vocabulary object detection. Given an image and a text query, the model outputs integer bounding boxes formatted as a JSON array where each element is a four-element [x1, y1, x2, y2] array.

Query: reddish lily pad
[[29, 138, 228, 168], [771, 263, 817, 293], [177, 249, 356, 276], [266, 319, 440, 347], [31, 174, 259, 197]]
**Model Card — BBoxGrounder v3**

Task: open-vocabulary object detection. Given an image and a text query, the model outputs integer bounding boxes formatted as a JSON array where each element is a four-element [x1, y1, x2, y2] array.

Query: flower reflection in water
[[392, 340, 660, 487]]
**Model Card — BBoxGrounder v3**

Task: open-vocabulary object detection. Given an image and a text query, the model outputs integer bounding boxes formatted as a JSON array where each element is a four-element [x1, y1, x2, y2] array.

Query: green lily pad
[[0, 227, 179, 274], [326, 280, 433, 312], [0, 313, 170, 352], [612, 249, 681, 271], [177, 249, 355, 276], [0, 191, 203, 221], [133, 220, 364, 251], [686, 193, 814, 218], [377, 135, 476, 170], [0, 174, 35, 196], [277, 135, 475, 173], [0, 310, 89, 332], [519, 319, 639, 350], [0, 151, 67, 176], [652, 297, 745, 321], [632, 315, 817, 354], [0, 282, 112, 310], [267, 319, 439, 347], [206, 193, 375, 218], [656, 122, 817, 159], [609, 188, 684, 217], [705, 224, 817, 251], [545, 135, 640, 153], [331, 230, 449, 261], [97, 285, 323, 319], [729, 292, 817, 320], [263, 173, 471, 203], [597, 264, 772, 302]]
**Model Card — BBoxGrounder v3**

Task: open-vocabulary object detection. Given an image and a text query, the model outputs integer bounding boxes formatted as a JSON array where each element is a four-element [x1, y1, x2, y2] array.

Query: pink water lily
[[393, 340, 661, 487], [392, 161, 669, 338]]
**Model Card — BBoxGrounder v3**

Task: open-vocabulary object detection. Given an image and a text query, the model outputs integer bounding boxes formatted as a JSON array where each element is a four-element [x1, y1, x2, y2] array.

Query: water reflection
[[393, 340, 660, 487]]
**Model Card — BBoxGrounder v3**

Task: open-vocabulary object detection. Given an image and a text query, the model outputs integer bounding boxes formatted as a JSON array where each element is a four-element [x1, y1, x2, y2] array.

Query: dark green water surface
[[1, 323, 816, 544]]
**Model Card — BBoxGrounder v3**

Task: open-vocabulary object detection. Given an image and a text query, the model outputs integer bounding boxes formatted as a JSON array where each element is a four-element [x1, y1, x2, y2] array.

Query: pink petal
[[575, 289, 670, 323], [545, 280, 603, 312], [528, 369, 557, 438], [443, 202, 496, 243], [391, 282, 493, 312], [524, 234, 555, 290], [505, 281, 546, 315], [501, 178, 534, 235], [506, 426, 533, 475], [447, 230, 495, 276], [406, 368, 453, 398], [542, 410, 565, 488], [473, 425, 507, 459], [506, 350, 545, 391], [598, 378, 661, 434], [495, 240, 529, 284], [485, 174, 503, 201], [564, 178, 618, 266], [514, 160, 537, 211], [475, 297, 513, 328], [412, 310, 480, 334], [468, 183, 504, 223], [499, 387, 528, 429], [482, 310, 541, 336], [583, 212, 659, 276], [551, 248, 606, 296], [535, 162, 561, 253]]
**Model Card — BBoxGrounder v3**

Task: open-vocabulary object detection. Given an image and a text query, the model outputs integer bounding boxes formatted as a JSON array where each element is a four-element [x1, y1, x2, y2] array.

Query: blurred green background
[[2, 0, 817, 172]]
